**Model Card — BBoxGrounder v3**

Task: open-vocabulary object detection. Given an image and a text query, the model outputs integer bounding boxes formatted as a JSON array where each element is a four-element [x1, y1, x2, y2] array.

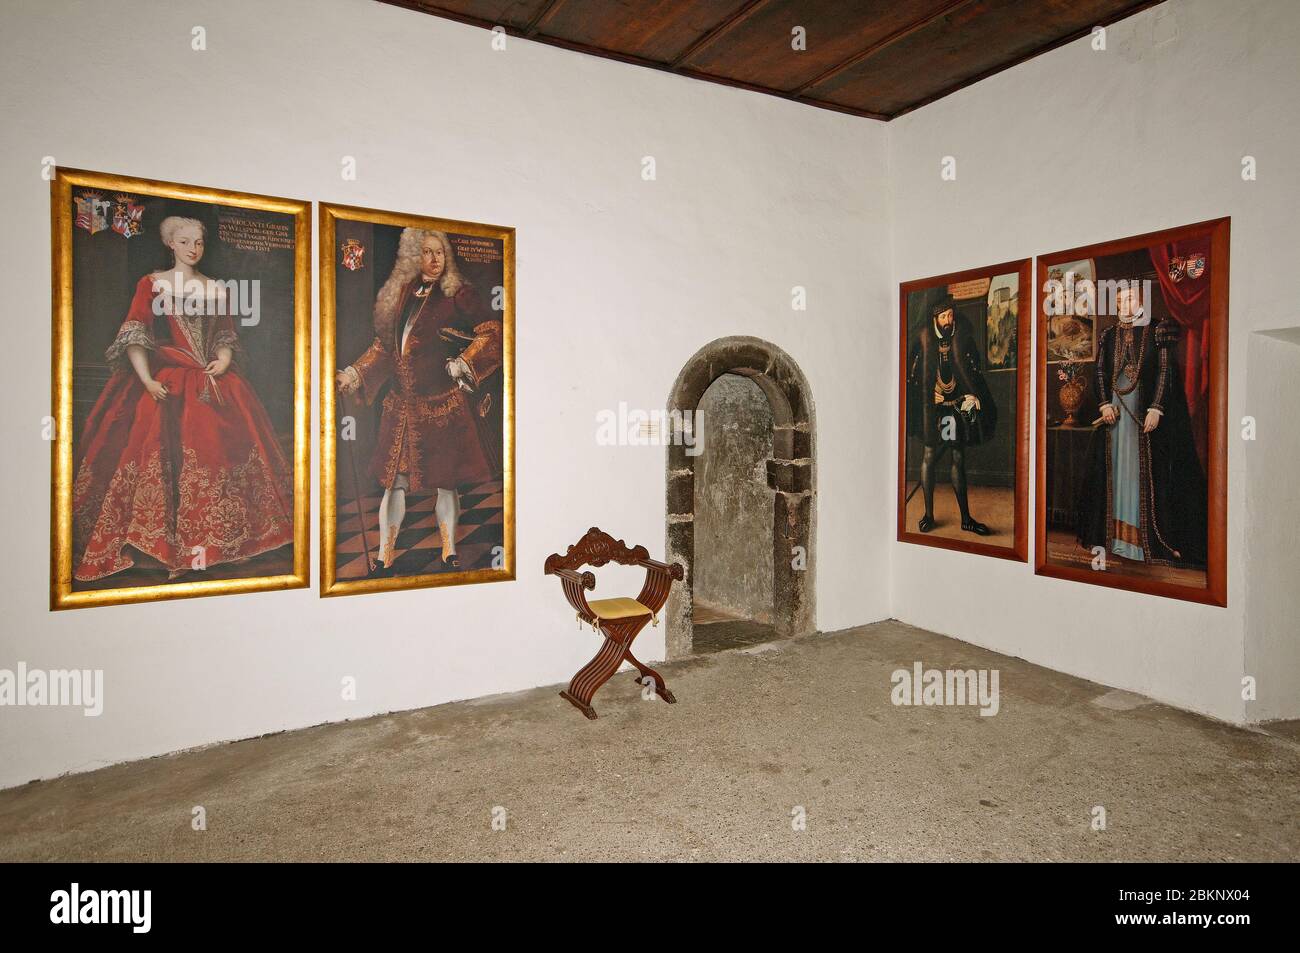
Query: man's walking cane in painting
[[339, 388, 377, 576]]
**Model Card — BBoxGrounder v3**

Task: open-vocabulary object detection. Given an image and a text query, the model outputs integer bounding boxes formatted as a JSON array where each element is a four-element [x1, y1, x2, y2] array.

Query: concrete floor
[[0, 620, 1296, 862]]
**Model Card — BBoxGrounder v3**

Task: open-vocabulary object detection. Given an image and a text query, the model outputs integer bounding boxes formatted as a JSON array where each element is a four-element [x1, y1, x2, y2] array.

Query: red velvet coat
[[350, 279, 502, 492], [72, 274, 294, 581]]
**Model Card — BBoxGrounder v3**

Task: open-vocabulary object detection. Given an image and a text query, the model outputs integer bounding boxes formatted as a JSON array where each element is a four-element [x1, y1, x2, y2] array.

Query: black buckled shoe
[[918, 515, 936, 533], [961, 519, 991, 536]]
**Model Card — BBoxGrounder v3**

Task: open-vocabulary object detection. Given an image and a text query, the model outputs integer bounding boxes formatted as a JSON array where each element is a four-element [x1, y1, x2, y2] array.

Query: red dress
[[72, 274, 294, 581]]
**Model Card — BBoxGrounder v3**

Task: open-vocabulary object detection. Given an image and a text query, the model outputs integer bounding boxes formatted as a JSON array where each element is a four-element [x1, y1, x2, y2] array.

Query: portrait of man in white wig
[[337, 227, 502, 575]]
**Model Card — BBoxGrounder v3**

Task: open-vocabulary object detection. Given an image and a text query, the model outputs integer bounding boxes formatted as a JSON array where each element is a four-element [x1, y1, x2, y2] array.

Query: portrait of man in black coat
[[906, 296, 998, 535]]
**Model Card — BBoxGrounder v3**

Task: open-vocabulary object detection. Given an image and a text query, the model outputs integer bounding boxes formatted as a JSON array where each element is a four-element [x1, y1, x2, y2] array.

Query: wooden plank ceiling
[[377, 0, 1161, 120]]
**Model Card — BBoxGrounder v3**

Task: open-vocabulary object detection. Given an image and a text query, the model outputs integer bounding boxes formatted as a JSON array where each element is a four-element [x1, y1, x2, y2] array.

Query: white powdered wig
[[159, 215, 205, 246], [374, 228, 466, 336]]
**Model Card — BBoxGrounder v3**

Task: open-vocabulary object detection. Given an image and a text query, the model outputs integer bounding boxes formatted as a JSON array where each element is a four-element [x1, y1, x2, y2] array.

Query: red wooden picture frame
[[897, 259, 1033, 562], [1034, 218, 1229, 606]]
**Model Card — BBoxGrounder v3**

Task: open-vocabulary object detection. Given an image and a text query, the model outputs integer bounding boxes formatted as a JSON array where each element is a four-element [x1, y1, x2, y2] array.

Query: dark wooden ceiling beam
[[792, 0, 977, 98], [376, 0, 891, 119], [524, 0, 565, 37], [669, 0, 771, 68], [375, 0, 1162, 122]]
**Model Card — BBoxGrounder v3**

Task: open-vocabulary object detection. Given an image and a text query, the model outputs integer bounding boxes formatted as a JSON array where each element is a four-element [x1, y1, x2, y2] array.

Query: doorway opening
[[664, 337, 815, 657]]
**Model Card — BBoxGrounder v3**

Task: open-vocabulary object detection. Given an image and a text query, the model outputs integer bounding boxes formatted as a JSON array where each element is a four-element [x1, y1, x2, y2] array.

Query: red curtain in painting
[[1149, 242, 1211, 466]]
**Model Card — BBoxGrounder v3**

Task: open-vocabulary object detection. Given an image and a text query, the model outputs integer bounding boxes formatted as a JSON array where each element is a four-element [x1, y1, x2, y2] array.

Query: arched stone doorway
[[664, 336, 815, 657]]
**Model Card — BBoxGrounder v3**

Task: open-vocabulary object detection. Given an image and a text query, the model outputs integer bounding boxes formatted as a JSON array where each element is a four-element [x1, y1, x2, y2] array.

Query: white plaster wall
[[0, 0, 892, 787], [887, 0, 1300, 724], [1243, 330, 1300, 722]]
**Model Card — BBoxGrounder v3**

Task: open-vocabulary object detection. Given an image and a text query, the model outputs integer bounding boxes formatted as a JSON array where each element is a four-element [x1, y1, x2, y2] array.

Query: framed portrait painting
[[898, 259, 1032, 560], [51, 169, 311, 610], [319, 203, 515, 597], [1035, 218, 1229, 605]]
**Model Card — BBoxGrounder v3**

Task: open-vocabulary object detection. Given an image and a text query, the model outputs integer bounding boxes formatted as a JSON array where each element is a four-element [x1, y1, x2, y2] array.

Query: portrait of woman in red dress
[[71, 216, 294, 584]]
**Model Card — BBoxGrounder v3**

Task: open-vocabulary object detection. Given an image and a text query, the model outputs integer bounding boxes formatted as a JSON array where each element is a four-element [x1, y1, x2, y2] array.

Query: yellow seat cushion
[[587, 597, 653, 620]]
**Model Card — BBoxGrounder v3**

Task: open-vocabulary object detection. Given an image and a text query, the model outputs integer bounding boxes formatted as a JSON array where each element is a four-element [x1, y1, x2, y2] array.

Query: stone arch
[[664, 336, 815, 657]]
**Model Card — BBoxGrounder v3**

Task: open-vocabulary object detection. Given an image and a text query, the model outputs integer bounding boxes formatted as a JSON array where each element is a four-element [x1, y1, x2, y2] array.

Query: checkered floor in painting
[[335, 479, 504, 579]]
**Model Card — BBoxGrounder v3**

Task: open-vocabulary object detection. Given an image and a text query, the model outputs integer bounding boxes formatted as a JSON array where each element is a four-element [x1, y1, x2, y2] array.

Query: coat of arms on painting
[[74, 191, 112, 235], [341, 238, 365, 271], [111, 195, 144, 238]]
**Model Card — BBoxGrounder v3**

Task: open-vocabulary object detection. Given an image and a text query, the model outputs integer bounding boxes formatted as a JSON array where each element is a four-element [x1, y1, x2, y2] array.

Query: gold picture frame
[[1035, 218, 1229, 606], [319, 203, 515, 597], [897, 259, 1032, 562], [51, 168, 311, 610]]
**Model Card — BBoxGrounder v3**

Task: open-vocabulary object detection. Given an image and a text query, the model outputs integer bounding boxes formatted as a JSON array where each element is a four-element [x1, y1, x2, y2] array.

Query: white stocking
[[435, 487, 460, 557], [378, 479, 408, 566]]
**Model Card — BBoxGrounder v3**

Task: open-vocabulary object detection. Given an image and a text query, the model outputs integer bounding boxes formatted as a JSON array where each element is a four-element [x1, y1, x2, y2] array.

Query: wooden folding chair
[[544, 527, 684, 719]]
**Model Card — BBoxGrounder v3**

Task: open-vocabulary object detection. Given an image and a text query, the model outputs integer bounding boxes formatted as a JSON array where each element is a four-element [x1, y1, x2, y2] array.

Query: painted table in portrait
[[1035, 218, 1229, 606], [50, 169, 310, 609], [320, 204, 515, 597], [898, 260, 1032, 561]]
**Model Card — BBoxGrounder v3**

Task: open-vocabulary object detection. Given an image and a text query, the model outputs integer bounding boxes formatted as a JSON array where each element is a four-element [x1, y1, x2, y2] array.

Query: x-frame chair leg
[[559, 616, 670, 719], [624, 647, 676, 704]]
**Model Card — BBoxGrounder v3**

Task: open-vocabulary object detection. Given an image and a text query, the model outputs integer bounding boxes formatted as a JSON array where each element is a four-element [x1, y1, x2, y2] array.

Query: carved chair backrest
[[543, 527, 650, 575]]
